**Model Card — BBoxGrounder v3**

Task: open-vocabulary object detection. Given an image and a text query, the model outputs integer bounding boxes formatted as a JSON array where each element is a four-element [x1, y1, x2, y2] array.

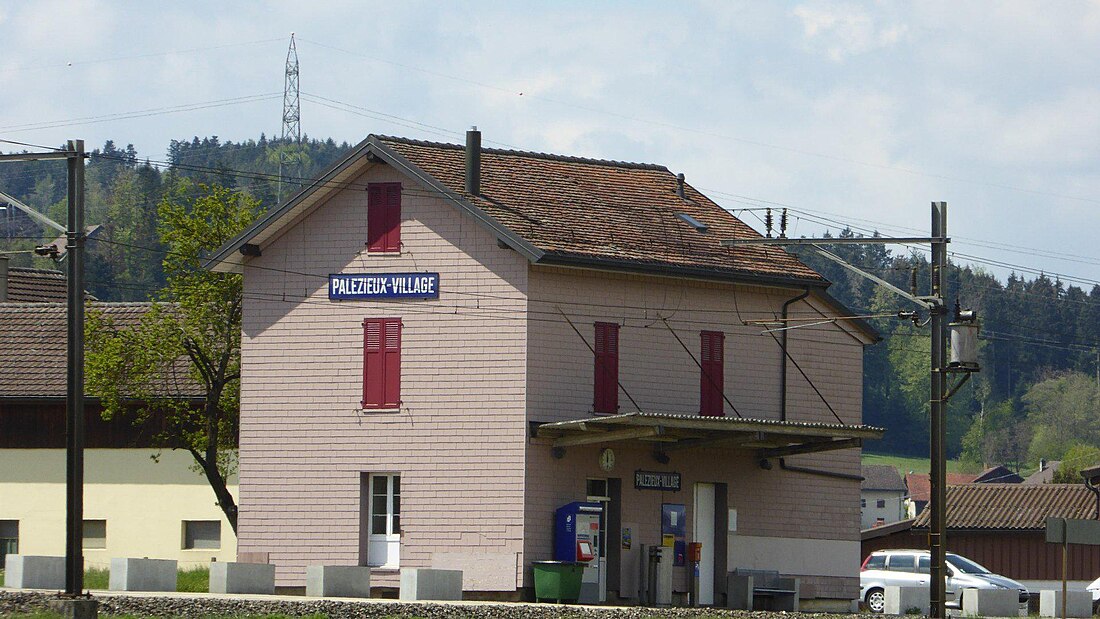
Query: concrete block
[[962, 587, 1018, 617], [305, 565, 371, 598], [399, 568, 462, 601], [4, 555, 65, 589], [885, 586, 930, 615], [208, 562, 275, 595], [1040, 590, 1092, 618], [108, 558, 177, 592], [47, 598, 98, 619]]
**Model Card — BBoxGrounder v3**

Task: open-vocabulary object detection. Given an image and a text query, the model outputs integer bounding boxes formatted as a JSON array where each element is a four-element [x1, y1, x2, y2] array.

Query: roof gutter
[[778, 457, 864, 481], [1085, 474, 1100, 520], [536, 253, 828, 291]]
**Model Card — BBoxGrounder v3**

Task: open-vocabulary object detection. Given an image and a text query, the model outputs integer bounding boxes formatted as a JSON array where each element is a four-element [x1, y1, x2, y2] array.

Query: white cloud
[[792, 1, 908, 61]]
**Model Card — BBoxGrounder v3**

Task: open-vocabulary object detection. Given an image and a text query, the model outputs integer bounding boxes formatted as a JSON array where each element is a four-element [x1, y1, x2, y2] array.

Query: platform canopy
[[533, 412, 884, 458]]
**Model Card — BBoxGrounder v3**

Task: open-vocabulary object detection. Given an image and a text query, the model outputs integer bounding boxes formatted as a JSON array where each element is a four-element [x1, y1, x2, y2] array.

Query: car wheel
[[866, 587, 886, 613], [1092, 598, 1100, 616]]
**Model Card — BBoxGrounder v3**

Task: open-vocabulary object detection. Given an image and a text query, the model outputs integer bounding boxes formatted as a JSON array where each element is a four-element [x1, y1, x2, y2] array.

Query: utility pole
[[65, 139, 87, 599], [929, 201, 948, 618], [278, 32, 301, 203], [722, 201, 977, 619], [0, 141, 95, 617]]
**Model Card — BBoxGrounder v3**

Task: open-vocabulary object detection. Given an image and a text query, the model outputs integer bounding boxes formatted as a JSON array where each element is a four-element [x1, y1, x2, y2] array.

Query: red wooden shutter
[[594, 322, 619, 413], [363, 318, 401, 409], [367, 183, 401, 252], [700, 330, 725, 416]]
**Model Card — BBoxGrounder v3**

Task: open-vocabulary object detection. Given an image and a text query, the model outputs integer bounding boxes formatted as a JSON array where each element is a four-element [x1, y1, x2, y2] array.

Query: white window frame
[[368, 473, 400, 568]]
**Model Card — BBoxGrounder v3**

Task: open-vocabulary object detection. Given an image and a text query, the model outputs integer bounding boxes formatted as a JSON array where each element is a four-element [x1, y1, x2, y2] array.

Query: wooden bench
[[727, 568, 799, 611]]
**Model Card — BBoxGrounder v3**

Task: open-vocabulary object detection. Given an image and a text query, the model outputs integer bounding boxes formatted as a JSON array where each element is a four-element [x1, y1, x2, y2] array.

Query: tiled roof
[[912, 483, 1095, 530], [0, 302, 201, 399], [905, 472, 978, 503], [862, 464, 907, 491], [973, 464, 1024, 484], [1022, 461, 1061, 485], [376, 136, 826, 285], [6, 267, 67, 302]]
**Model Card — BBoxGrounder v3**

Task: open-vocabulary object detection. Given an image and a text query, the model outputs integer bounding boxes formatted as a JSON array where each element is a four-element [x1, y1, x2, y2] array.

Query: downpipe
[[772, 287, 863, 482], [780, 289, 810, 422]]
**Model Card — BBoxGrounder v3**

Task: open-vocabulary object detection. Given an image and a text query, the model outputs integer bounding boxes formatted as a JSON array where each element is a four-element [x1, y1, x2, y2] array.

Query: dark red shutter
[[367, 183, 401, 252], [363, 318, 401, 409], [594, 322, 619, 414], [700, 330, 725, 416]]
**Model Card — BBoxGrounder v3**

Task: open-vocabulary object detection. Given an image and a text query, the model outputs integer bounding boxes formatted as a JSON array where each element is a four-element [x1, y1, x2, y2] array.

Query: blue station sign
[[328, 273, 440, 301]]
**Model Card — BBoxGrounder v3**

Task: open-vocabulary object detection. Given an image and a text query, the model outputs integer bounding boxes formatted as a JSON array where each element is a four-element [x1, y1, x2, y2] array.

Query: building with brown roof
[[861, 465, 908, 529], [206, 130, 882, 608], [904, 471, 978, 517], [972, 464, 1025, 484], [0, 301, 236, 568], [863, 484, 1100, 584], [1023, 460, 1061, 485]]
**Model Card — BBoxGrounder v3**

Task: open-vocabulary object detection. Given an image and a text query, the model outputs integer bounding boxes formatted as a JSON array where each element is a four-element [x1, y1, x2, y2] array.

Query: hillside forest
[[2, 136, 1098, 474]]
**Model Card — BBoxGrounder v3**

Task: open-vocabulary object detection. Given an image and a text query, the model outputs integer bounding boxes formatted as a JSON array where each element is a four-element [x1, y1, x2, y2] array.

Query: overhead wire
[[293, 38, 1100, 207], [0, 93, 283, 134], [5, 37, 286, 74]]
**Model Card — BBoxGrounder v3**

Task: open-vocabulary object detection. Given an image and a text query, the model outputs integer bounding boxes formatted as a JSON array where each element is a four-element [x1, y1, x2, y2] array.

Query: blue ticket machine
[[555, 501, 603, 603]]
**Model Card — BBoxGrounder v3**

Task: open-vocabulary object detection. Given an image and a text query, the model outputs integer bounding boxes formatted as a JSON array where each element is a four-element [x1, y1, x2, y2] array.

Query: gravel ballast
[[0, 590, 864, 619]]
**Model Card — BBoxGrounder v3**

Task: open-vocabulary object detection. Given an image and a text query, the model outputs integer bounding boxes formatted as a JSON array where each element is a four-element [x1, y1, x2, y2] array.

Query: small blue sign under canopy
[[329, 273, 440, 300]]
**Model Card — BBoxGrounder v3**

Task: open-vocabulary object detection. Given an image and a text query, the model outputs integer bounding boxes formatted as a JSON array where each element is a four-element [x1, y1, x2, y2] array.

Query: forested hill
[[3, 136, 1097, 472], [0, 136, 349, 302]]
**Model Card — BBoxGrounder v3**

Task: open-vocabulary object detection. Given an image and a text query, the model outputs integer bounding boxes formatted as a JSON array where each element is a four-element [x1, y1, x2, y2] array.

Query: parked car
[[1086, 576, 1100, 612], [860, 549, 1029, 613]]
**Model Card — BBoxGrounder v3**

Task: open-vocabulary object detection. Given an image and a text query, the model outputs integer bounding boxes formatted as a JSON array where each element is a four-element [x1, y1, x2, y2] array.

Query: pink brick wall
[[237, 159, 868, 600], [523, 266, 865, 600], [239, 162, 530, 588]]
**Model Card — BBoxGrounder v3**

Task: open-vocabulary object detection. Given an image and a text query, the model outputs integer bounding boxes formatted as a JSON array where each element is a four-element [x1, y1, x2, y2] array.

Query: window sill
[[368, 566, 400, 573], [363, 250, 402, 256], [360, 408, 402, 415]]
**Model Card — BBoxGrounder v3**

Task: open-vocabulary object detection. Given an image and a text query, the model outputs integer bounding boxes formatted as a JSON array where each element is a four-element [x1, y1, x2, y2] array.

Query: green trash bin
[[532, 560, 585, 603]]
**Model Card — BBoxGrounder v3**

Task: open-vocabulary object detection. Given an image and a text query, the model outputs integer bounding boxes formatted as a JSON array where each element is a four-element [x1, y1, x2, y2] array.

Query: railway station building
[[206, 130, 882, 609]]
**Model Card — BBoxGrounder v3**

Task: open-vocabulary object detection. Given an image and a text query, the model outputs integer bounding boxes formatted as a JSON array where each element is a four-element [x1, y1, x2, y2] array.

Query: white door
[[693, 483, 716, 605], [368, 474, 401, 568]]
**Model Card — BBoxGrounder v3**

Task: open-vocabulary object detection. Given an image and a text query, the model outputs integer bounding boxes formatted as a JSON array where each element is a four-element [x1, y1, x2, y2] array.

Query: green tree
[[86, 181, 262, 533], [961, 398, 1029, 469], [1025, 371, 1100, 462], [1052, 444, 1100, 483]]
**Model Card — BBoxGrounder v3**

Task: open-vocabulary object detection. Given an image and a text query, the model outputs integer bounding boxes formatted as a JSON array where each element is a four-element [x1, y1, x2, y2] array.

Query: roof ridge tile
[[374, 134, 669, 171]]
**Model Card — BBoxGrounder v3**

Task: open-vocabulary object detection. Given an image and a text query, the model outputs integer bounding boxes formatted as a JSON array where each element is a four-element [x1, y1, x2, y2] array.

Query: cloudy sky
[[2, 1, 1099, 288]]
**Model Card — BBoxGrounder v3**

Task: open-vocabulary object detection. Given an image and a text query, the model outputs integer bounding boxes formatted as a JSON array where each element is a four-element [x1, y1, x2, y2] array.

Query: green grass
[[84, 566, 110, 589], [5, 615, 331, 619], [862, 452, 982, 475], [1, 566, 210, 592], [177, 566, 210, 592]]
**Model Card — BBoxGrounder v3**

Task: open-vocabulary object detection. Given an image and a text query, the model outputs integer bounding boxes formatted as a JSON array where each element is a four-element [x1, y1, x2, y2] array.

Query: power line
[[295, 37, 1100, 207], [0, 94, 283, 134], [0, 139, 65, 152], [5, 37, 286, 74]]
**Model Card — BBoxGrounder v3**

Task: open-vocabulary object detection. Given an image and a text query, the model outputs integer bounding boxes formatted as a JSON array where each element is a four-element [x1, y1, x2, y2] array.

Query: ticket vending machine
[[554, 501, 603, 604]]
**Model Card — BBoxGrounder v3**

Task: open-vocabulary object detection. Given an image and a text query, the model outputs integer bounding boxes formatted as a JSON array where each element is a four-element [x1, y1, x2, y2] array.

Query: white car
[[1086, 576, 1100, 613], [860, 549, 1029, 613]]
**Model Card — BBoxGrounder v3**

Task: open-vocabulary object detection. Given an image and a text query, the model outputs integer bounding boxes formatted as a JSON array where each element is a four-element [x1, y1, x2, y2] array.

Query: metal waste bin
[[532, 560, 585, 603]]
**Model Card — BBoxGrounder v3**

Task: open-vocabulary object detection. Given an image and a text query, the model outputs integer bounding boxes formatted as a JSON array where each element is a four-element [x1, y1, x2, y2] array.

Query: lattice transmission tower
[[278, 32, 301, 203]]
